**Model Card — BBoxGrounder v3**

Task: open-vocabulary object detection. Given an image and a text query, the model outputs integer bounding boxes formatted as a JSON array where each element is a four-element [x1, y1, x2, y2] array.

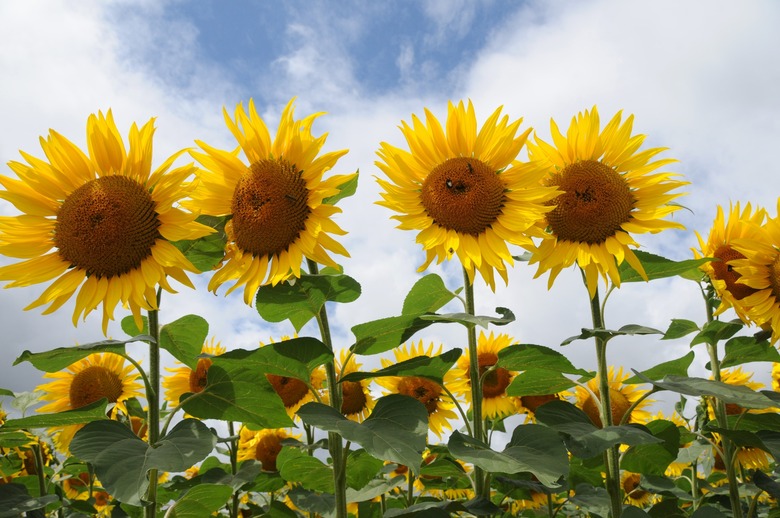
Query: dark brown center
[[255, 433, 283, 472], [711, 245, 757, 300], [188, 358, 213, 394], [396, 377, 444, 415], [581, 387, 632, 427], [69, 365, 124, 408], [473, 352, 512, 398], [266, 374, 309, 408], [340, 380, 368, 416]]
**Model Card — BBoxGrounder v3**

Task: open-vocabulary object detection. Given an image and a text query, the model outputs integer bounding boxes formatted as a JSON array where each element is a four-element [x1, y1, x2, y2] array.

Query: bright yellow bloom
[[376, 100, 558, 289], [237, 427, 298, 472], [187, 98, 354, 303], [375, 340, 459, 437], [0, 111, 212, 333], [526, 106, 687, 298], [163, 337, 226, 404], [574, 366, 652, 427], [336, 349, 375, 422], [445, 331, 517, 420], [621, 472, 655, 507], [36, 353, 143, 453]]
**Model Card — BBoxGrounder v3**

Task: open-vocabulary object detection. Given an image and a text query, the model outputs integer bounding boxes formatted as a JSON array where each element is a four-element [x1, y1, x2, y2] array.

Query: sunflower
[[187, 98, 354, 304], [62, 472, 112, 515], [525, 106, 688, 298], [375, 340, 459, 437], [417, 450, 474, 501], [375, 100, 558, 289], [163, 337, 226, 405], [36, 352, 144, 453], [336, 349, 375, 422], [0, 111, 212, 333], [515, 393, 564, 422], [0, 435, 53, 483], [574, 366, 652, 427], [237, 426, 298, 472], [445, 331, 518, 420], [694, 202, 766, 321], [621, 472, 654, 507]]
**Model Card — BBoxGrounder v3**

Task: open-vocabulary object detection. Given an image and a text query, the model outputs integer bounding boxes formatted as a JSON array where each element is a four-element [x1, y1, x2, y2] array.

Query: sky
[[0, 0, 779, 422]]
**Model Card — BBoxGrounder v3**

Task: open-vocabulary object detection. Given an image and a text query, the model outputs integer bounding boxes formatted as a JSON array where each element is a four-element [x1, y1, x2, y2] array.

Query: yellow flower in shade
[[649, 411, 695, 478], [0, 111, 213, 333], [621, 472, 655, 507], [259, 335, 324, 417], [417, 450, 474, 501], [375, 340, 459, 437], [62, 472, 112, 515], [0, 436, 53, 483], [694, 202, 766, 321], [187, 98, 354, 304], [526, 106, 688, 298], [336, 349, 375, 422], [515, 393, 563, 422], [36, 352, 143, 453], [375, 100, 558, 289], [163, 337, 226, 404], [237, 427, 298, 472], [508, 491, 552, 513], [574, 367, 652, 427], [445, 331, 517, 420]]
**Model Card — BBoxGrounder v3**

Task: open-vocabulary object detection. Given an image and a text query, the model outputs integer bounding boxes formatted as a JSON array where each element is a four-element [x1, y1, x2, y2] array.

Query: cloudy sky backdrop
[[1, 0, 779, 419]]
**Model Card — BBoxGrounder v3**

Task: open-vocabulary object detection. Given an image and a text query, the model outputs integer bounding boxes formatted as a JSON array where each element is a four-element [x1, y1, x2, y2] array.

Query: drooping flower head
[[574, 366, 652, 427], [0, 111, 213, 333], [375, 340, 458, 437], [187, 98, 355, 304], [376, 100, 558, 289], [526, 107, 688, 298], [163, 337, 226, 404], [36, 352, 144, 453]]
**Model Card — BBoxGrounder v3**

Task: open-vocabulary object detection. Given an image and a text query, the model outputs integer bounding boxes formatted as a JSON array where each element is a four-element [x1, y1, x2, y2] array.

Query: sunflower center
[[69, 365, 124, 409], [231, 158, 310, 258], [520, 394, 559, 414], [255, 433, 283, 472], [545, 160, 635, 244], [711, 245, 757, 300], [581, 387, 632, 427], [266, 374, 309, 408], [621, 473, 648, 500], [55, 175, 161, 277], [420, 157, 505, 236], [769, 253, 780, 301], [188, 358, 213, 394], [475, 352, 512, 398], [340, 380, 368, 416], [396, 377, 443, 415]]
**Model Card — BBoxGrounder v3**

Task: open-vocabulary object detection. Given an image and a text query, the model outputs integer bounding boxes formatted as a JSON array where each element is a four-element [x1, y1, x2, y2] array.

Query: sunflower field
[[2, 99, 780, 518]]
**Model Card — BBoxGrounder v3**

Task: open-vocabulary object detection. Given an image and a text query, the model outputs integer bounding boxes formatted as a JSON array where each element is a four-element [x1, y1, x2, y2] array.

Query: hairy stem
[[463, 267, 487, 497]]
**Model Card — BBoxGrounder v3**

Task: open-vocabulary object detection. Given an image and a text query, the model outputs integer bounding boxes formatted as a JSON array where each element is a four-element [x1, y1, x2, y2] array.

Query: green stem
[[31, 440, 46, 496], [588, 287, 621, 518], [228, 422, 239, 518], [307, 259, 347, 518], [406, 469, 415, 507], [145, 297, 161, 518], [463, 267, 486, 498], [442, 385, 473, 437]]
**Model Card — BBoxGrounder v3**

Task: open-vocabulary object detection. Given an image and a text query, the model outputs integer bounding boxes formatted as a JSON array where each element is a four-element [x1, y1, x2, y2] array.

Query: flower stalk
[[145, 299, 161, 518], [463, 267, 487, 498]]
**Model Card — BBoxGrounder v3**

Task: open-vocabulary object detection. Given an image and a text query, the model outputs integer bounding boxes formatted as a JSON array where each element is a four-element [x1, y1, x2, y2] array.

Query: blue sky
[[1, 0, 779, 419]]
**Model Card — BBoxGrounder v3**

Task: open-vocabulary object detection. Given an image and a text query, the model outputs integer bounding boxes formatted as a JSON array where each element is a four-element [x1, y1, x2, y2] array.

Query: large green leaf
[[1, 399, 108, 430], [690, 319, 743, 347], [401, 274, 458, 316], [447, 425, 568, 486], [285, 487, 335, 516], [214, 337, 332, 382], [297, 395, 428, 474], [569, 483, 611, 517], [634, 374, 779, 409], [621, 420, 681, 475], [346, 477, 405, 503], [340, 348, 461, 385], [13, 335, 153, 372], [277, 447, 334, 492], [618, 250, 713, 283], [256, 273, 361, 331], [624, 352, 694, 384], [70, 419, 216, 506], [505, 370, 580, 397], [753, 470, 780, 501], [561, 324, 663, 346], [662, 319, 699, 340], [0, 484, 58, 518], [166, 483, 234, 518], [346, 449, 384, 490], [351, 314, 435, 355], [171, 214, 228, 273], [721, 335, 780, 367], [159, 314, 209, 368], [498, 343, 590, 376]]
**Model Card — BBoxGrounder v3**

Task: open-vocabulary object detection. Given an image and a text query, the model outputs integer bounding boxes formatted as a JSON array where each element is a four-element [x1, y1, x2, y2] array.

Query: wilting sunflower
[[36, 352, 143, 453], [574, 366, 652, 427], [375, 340, 459, 437], [187, 98, 355, 304], [375, 100, 558, 289], [163, 337, 226, 404], [0, 111, 212, 333], [445, 331, 518, 420], [336, 349, 375, 422], [694, 202, 766, 321], [525, 106, 688, 298], [621, 472, 655, 507], [237, 426, 298, 472]]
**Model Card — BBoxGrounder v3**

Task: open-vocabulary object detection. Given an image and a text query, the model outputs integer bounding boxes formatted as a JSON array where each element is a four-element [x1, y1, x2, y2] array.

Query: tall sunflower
[[0, 111, 212, 333], [525, 107, 688, 298], [336, 349, 375, 422], [375, 100, 558, 289], [375, 340, 458, 438], [36, 352, 144, 453], [574, 366, 652, 427], [445, 331, 518, 420], [163, 337, 226, 405], [187, 98, 355, 304]]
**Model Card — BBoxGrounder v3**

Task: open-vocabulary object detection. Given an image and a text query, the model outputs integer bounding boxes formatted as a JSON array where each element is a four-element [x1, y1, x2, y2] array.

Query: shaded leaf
[[621, 420, 681, 475], [642, 474, 694, 500], [1, 399, 108, 430], [285, 487, 335, 517], [166, 483, 233, 518], [498, 343, 590, 376], [159, 314, 209, 369], [340, 349, 461, 386], [346, 477, 405, 503], [570, 483, 611, 517], [420, 307, 515, 328], [351, 314, 434, 356], [277, 447, 333, 492], [561, 324, 662, 346], [753, 470, 780, 501], [346, 449, 385, 491], [634, 373, 778, 409], [618, 250, 713, 282], [14, 336, 153, 372], [172, 214, 228, 272], [0, 484, 58, 518], [624, 352, 694, 384], [214, 337, 333, 383], [690, 319, 743, 347]]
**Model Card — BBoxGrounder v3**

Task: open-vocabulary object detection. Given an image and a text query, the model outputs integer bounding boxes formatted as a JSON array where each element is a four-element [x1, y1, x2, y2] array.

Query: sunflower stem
[[145, 303, 161, 518], [307, 259, 347, 518], [588, 287, 622, 518], [227, 422, 240, 518], [462, 267, 487, 498], [31, 440, 46, 496]]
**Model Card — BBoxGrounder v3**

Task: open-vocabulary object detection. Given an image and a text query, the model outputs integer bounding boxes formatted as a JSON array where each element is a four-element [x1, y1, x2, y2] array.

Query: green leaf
[[346, 477, 405, 503], [419, 307, 515, 328], [561, 324, 663, 346], [351, 314, 435, 355], [180, 365, 293, 428], [346, 449, 384, 491], [570, 483, 611, 517], [171, 214, 229, 273], [285, 487, 335, 516], [0, 484, 59, 518], [705, 426, 772, 453], [756, 431, 780, 461], [323, 172, 359, 205], [0, 430, 38, 448], [277, 447, 334, 492], [121, 315, 149, 337], [159, 314, 209, 369], [340, 348, 461, 386], [166, 483, 234, 518], [498, 343, 590, 376], [401, 274, 458, 316], [1, 399, 108, 430], [297, 395, 428, 475], [447, 425, 568, 487], [663, 319, 699, 340], [214, 337, 333, 382], [618, 250, 713, 283], [634, 373, 778, 409], [384, 500, 467, 517], [0, 388, 13, 397], [256, 273, 361, 331], [621, 420, 681, 475], [641, 474, 694, 500], [753, 470, 780, 501], [70, 418, 216, 506], [13, 336, 153, 372], [624, 352, 695, 384], [505, 370, 579, 397], [721, 335, 780, 367], [690, 319, 743, 347]]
